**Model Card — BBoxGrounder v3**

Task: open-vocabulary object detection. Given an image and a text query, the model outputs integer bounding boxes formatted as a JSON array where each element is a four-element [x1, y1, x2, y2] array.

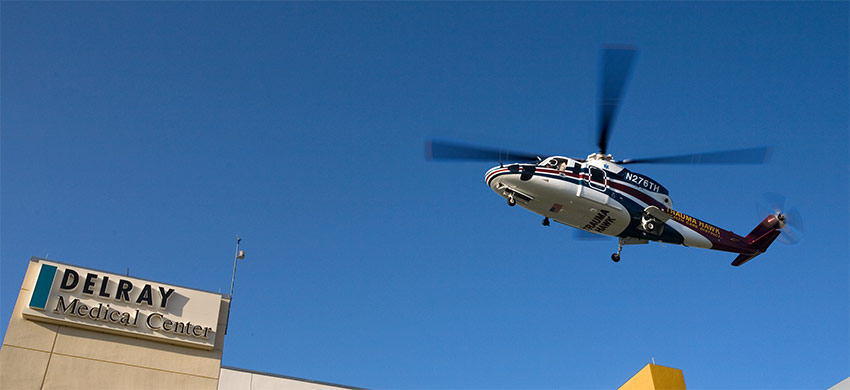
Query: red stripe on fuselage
[[607, 180, 665, 209], [485, 168, 510, 184], [535, 168, 582, 180]]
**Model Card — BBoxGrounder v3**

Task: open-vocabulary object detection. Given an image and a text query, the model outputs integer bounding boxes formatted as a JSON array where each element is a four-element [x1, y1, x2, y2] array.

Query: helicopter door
[[588, 166, 607, 191]]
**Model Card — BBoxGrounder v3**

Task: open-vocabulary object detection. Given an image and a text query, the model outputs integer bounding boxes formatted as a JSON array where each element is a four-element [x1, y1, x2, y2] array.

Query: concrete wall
[[1, 259, 230, 390]]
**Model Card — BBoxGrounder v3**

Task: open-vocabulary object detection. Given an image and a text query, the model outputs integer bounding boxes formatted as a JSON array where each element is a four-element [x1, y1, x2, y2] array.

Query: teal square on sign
[[29, 264, 57, 310]]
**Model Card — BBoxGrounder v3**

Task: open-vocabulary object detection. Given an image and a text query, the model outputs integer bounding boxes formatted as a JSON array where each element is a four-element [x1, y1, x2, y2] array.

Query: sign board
[[22, 259, 222, 350]]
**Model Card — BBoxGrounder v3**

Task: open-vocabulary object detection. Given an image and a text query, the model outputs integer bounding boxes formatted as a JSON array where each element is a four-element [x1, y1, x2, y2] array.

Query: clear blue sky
[[2, 2, 847, 389]]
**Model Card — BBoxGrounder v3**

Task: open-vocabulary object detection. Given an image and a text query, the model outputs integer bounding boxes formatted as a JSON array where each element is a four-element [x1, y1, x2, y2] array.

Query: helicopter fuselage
[[485, 156, 782, 265]]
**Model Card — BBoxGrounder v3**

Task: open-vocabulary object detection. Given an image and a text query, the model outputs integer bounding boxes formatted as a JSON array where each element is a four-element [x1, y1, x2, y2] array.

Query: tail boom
[[665, 209, 783, 266]]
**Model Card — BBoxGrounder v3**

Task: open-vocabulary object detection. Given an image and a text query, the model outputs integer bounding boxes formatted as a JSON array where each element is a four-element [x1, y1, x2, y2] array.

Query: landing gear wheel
[[612, 238, 624, 263], [542, 217, 550, 226], [507, 196, 516, 207]]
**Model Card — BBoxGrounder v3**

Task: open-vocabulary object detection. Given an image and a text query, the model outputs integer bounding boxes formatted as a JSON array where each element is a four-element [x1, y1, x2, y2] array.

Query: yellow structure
[[618, 363, 686, 390]]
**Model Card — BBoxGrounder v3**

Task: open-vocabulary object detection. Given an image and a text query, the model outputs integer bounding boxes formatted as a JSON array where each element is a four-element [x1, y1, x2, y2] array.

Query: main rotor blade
[[425, 140, 540, 162], [618, 146, 772, 165], [597, 45, 638, 155]]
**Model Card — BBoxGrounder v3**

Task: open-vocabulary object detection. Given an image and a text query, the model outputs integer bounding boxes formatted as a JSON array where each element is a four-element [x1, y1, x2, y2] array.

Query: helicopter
[[426, 46, 801, 266]]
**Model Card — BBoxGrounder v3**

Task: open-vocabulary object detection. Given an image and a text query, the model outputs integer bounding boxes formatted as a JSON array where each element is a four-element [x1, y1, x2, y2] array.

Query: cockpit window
[[542, 157, 570, 171]]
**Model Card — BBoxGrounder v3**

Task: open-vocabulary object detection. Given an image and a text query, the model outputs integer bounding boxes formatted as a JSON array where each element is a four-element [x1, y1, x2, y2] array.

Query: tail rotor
[[757, 193, 804, 244]]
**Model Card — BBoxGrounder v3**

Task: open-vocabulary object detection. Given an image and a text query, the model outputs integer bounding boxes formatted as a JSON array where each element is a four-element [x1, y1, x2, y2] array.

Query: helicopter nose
[[485, 164, 522, 188], [485, 165, 508, 186]]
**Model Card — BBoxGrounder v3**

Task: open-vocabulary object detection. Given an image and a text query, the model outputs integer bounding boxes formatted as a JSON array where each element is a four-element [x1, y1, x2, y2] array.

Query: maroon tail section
[[730, 215, 783, 266]]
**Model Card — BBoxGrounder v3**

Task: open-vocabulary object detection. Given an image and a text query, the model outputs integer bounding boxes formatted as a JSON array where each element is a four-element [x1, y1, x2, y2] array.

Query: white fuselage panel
[[486, 167, 631, 237]]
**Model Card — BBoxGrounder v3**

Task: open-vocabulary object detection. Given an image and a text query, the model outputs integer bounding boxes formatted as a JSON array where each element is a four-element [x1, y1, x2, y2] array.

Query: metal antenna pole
[[230, 235, 241, 297], [226, 235, 244, 335]]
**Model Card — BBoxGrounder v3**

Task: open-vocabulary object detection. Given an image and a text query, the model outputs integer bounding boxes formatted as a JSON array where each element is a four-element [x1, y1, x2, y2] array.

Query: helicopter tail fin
[[731, 215, 782, 266]]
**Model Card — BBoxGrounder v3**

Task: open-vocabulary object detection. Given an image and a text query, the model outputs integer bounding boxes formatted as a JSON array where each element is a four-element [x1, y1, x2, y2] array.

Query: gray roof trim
[[220, 366, 369, 390]]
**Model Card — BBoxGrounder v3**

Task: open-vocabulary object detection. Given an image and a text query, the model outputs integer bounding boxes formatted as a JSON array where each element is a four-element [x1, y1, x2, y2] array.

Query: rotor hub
[[587, 153, 614, 162], [776, 213, 787, 228]]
